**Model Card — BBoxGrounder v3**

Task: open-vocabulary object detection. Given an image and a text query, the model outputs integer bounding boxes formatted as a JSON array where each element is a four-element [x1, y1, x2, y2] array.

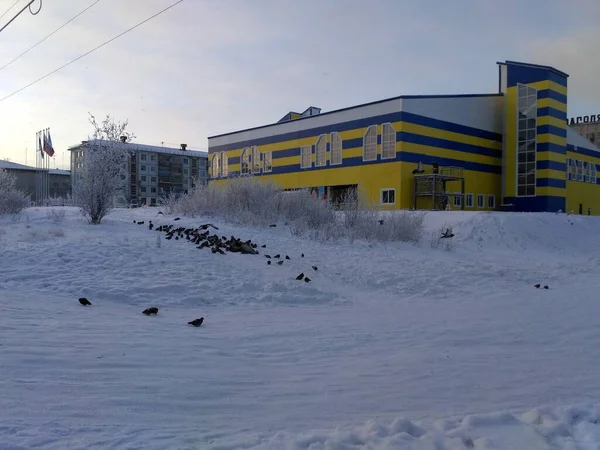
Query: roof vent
[[120, 135, 127, 143], [181, 143, 187, 151]]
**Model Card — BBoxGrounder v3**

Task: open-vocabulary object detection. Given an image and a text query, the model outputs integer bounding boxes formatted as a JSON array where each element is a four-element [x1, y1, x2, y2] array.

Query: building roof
[[0, 159, 70, 175], [567, 127, 600, 153], [68, 139, 208, 158], [207, 93, 503, 140], [496, 60, 569, 79]]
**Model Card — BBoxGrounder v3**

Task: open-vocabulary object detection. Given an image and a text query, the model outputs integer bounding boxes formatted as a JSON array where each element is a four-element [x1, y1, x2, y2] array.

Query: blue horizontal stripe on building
[[537, 160, 566, 171], [537, 124, 567, 138], [537, 89, 567, 104], [537, 106, 567, 121], [503, 196, 566, 213], [216, 152, 501, 179], [536, 178, 566, 189], [222, 132, 502, 166], [209, 111, 503, 153], [537, 142, 566, 154], [567, 144, 600, 159]]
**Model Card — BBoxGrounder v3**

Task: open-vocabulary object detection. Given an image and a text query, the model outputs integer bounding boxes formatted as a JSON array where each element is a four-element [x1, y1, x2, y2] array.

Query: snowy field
[[1, 206, 600, 449]]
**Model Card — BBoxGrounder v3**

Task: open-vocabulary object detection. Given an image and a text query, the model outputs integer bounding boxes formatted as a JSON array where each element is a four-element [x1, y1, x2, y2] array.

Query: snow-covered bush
[[46, 208, 66, 223], [72, 113, 135, 224], [0, 168, 30, 215], [166, 178, 426, 243]]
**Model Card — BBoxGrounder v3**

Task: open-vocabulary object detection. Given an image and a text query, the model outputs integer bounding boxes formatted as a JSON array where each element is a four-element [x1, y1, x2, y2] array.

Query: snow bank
[[1, 207, 600, 449]]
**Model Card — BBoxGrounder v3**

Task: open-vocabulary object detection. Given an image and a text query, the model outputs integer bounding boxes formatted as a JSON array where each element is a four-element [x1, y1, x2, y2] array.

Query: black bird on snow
[[312, 265, 318, 271], [174, 217, 181, 221], [79, 297, 92, 306], [296, 273, 304, 280], [274, 254, 280, 259], [137, 221, 145, 225], [267, 260, 272, 265], [265, 254, 271, 259], [277, 260, 284, 265], [261, 244, 266, 248], [304, 277, 311, 283], [301, 253, 304, 258], [378, 219, 384, 225], [543, 285, 549, 289], [133, 220, 137, 223], [534, 284, 541, 288], [441, 228, 454, 239], [148, 222, 154, 230], [143, 307, 158, 316], [157, 211, 164, 215], [269, 224, 277, 228], [285, 255, 290, 260], [188, 317, 204, 327]]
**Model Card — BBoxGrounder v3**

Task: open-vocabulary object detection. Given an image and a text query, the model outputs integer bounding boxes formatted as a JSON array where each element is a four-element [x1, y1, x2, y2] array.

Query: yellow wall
[[565, 151, 600, 215], [210, 115, 503, 211]]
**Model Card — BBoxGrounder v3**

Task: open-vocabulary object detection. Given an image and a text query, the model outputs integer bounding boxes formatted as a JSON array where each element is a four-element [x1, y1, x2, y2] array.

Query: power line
[[0, 0, 184, 103], [0, 0, 42, 34], [0, 0, 20, 22], [0, 0, 101, 72]]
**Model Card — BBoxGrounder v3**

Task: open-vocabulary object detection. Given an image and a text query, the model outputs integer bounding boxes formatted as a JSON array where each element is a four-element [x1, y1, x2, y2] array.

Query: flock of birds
[[78, 297, 205, 327], [76, 217, 321, 322], [133, 217, 321, 284]]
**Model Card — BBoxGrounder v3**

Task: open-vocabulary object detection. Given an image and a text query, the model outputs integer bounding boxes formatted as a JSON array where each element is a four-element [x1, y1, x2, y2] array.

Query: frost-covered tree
[[72, 113, 136, 224], [0, 168, 30, 215]]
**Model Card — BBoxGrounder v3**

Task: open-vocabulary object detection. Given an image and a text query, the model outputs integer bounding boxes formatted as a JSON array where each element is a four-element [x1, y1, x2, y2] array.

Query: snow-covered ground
[[1, 206, 600, 449]]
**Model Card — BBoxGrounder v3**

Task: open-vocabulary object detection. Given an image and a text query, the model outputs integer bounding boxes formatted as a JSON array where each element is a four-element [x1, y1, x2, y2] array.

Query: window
[[381, 189, 395, 205], [263, 151, 272, 172], [330, 132, 342, 165], [151, 176, 156, 183], [315, 135, 327, 167], [466, 193, 474, 208], [141, 165, 147, 171], [477, 194, 485, 208], [587, 133, 595, 143], [576, 160, 584, 181], [184, 168, 189, 175], [151, 187, 156, 193], [241, 147, 249, 175], [590, 162, 597, 184], [211, 153, 220, 178], [567, 158, 576, 180], [516, 83, 537, 197], [151, 154, 156, 161], [488, 195, 496, 209], [300, 145, 311, 168], [141, 175, 147, 182], [363, 125, 377, 161], [453, 196, 462, 207], [141, 186, 147, 193], [150, 165, 156, 172], [183, 158, 188, 164], [381, 123, 396, 159], [141, 154, 147, 161], [221, 151, 228, 177], [251, 146, 261, 173]]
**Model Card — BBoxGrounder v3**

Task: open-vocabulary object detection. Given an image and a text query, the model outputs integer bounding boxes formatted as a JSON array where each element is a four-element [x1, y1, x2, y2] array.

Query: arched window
[[381, 123, 396, 159], [221, 151, 228, 177], [363, 125, 377, 161], [252, 146, 261, 173], [315, 134, 327, 167], [241, 147, 249, 175], [211, 153, 220, 178], [330, 132, 342, 165]]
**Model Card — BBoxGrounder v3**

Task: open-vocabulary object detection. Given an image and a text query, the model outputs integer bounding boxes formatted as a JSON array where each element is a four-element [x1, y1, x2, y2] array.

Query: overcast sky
[[0, 0, 598, 169]]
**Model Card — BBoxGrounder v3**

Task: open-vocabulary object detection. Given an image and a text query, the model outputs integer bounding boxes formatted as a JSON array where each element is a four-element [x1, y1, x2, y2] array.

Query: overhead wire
[[0, 0, 21, 22], [0, 0, 184, 103], [0, 0, 42, 34], [0, 0, 101, 72]]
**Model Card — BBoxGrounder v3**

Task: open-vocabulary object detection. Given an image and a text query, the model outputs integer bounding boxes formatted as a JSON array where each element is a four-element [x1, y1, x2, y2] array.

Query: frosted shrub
[[0, 168, 30, 215], [375, 211, 426, 243], [167, 178, 426, 244], [46, 208, 66, 223]]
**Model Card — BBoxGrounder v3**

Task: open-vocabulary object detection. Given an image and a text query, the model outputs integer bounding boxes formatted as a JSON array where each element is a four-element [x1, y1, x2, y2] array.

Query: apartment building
[[69, 139, 208, 206]]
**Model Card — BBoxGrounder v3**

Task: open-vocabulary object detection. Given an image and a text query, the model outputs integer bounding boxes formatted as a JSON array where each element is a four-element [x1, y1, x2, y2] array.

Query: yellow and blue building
[[207, 60, 600, 214]]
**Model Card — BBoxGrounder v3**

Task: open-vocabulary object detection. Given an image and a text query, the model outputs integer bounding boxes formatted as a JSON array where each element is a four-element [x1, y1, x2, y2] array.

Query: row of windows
[[567, 158, 597, 183], [455, 193, 496, 209], [140, 186, 157, 194], [211, 148, 273, 178], [211, 122, 398, 177], [379, 188, 495, 209]]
